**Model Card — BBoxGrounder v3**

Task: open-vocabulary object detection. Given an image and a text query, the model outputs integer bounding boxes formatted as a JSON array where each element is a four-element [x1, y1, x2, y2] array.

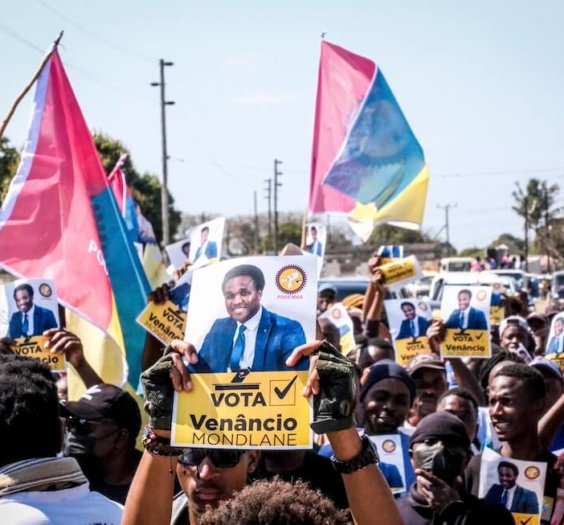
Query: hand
[[416, 469, 461, 514], [43, 328, 85, 369], [367, 253, 382, 275], [286, 339, 356, 434], [168, 339, 199, 392], [148, 283, 172, 305], [140, 340, 197, 431], [0, 337, 17, 355], [427, 319, 446, 354]]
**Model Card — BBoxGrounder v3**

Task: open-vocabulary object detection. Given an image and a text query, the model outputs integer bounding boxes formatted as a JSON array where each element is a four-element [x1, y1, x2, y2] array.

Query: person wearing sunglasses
[[123, 340, 404, 525]]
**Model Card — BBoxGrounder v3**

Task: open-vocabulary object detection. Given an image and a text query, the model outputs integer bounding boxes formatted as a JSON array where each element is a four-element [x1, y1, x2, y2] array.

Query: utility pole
[[253, 190, 259, 254], [264, 179, 272, 252], [151, 59, 175, 246], [273, 159, 283, 252], [437, 203, 457, 255]]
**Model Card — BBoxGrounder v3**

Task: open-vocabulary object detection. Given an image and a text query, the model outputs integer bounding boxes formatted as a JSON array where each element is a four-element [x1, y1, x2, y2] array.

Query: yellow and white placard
[[440, 285, 491, 359], [172, 370, 312, 449], [0, 278, 64, 371], [319, 302, 355, 354], [385, 298, 432, 367], [478, 448, 547, 525], [380, 256, 422, 290], [136, 299, 186, 345]]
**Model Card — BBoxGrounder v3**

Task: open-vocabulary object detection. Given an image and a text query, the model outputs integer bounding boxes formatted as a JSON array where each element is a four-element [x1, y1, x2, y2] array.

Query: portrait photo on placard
[[303, 222, 326, 259], [546, 312, 564, 355], [184, 256, 317, 374], [0, 278, 60, 340]]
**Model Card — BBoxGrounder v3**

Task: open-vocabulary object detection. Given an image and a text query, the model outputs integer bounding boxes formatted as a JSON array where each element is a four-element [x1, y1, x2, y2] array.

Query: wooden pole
[[0, 31, 64, 141]]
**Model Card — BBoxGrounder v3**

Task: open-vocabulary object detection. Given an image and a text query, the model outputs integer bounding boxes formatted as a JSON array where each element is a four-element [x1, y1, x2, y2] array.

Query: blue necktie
[[410, 320, 415, 338], [459, 312, 465, 329], [500, 489, 508, 509], [22, 313, 29, 337], [230, 325, 247, 372]]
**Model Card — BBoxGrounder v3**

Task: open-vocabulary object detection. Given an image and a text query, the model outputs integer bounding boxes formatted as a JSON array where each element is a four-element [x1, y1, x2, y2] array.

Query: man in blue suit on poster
[[306, 225, 323, 257], [485, 461, 539, 514], [445, 289, 488, 331], [396, 301, 429, 340], [191, 264, 308, 373], [193, 226, 218, 262], [8, 283, 58, 338]]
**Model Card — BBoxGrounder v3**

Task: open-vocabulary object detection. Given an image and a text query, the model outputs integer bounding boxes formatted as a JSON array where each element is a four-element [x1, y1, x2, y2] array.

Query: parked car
[[551, 271, 564, 301]]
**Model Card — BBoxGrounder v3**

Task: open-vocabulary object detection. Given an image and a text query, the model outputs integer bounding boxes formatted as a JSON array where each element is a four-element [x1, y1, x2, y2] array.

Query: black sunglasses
[[178, 449, 244, 469]]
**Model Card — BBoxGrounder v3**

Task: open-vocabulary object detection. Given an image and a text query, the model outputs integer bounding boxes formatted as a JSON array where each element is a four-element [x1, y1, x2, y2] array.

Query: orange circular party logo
[[276, 266, 306, 294], [476, 290, 487, 302], [332, 309, 342, 320], [382, 439, 396, 453], [39, 283, 53, 298], [524, 466, 540, 480], [418, 302, 428, 312]]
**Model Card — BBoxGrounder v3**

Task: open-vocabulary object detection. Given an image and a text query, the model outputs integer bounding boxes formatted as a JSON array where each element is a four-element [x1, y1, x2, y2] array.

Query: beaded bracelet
[[142, 424, 183, 456]]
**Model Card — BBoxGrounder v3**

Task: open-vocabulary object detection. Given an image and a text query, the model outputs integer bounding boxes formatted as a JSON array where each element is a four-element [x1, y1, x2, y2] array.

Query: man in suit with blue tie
[[396, 301, 429, 340], [485, 461, 539, 514], [193, 226, 218, 262], [547, 317, 564, 354], [190, 264, 308, 373], [8, 283, 58, 338], [445, 289, 488, 331], [306, 226, 323, 257]]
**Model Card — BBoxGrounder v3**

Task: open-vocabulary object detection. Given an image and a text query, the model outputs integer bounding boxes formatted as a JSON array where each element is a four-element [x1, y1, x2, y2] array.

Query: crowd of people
[[0, 249, 563, 524]]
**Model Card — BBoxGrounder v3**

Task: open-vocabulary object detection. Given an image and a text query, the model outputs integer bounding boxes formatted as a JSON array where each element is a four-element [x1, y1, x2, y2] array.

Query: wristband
[[331, 434, 379, 474], [142, 424, 183, 456]]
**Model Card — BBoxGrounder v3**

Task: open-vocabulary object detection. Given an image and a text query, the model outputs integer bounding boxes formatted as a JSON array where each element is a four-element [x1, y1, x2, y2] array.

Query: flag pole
[[0, 30, 64, 141]]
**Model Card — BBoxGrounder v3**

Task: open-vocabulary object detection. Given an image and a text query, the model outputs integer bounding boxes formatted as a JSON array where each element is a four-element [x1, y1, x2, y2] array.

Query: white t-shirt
[[0, 483, 123, 525]]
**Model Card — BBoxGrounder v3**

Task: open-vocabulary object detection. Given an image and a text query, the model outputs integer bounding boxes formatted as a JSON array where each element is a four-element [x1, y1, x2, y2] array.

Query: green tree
[[93, 132, 181, 243], [368, 224, 431, 245], [459, 247, 483, 258], [488, 233, 525, 255], [0, 137, 20, 203]]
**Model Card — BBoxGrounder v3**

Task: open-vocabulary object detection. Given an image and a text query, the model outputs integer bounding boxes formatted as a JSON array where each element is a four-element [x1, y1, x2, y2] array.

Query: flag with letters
[[0, 48, 150, 389], [309, 40, 429, 240]]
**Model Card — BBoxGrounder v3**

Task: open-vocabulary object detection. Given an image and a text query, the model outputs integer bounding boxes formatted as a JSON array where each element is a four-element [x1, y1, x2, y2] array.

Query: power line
[[0, 22, 44, 54], [36, 0, 156, 63]]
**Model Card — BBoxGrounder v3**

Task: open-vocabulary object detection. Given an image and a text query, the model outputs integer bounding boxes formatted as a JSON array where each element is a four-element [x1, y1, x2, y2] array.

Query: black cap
[[63, 384, 141, 439], [410, 411, 470, 450], [360, 359, 416, 404]]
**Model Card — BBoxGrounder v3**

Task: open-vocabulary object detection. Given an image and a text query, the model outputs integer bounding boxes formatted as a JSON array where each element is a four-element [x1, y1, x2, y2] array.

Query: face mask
[[63, 432, 102, 482], [413, 441, 467, 485]]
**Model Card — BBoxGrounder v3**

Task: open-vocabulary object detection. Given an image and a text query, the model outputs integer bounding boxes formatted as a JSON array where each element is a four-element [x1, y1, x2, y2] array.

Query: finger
[[302, 355, 320, 397], [170, 339, 199, 364], [170, 366, 183, 392], [42, 328, 61, 337], [285, 340, 324, 367], [49, 335, 75, 353], [171, 353, 192, 391]]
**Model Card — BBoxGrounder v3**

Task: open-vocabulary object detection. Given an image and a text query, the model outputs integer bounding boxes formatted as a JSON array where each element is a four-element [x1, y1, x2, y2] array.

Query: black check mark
[[274, 375, 298, 400], [520, 517, 532, 525]]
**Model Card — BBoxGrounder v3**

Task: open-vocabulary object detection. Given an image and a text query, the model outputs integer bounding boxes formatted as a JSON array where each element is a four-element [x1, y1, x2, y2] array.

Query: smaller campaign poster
[[0, 278, 64, 371], [136, 270, 193, 345], [489, 281, 505, 326], [478, 448, 547, 525], [545, 313, 564, 356], [166, 217, 225, 270], [319, 302, 355, 355], [302, 222, 326, 277], [377, 245, 403, 265], [384, 299, 432, 367], [369, 434, 407, 495], [380, 256, 423, 290], [440, 285, 491, 359], [172, 255, 317, 449]]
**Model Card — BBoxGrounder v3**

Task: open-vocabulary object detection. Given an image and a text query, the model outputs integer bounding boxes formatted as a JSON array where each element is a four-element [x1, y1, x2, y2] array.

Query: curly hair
[[199, 478, 350, 525], [0, 354, 60, 467]]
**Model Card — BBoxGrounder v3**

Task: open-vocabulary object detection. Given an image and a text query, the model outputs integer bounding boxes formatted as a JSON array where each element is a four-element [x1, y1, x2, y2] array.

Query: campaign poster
[[377, 245, 403, 265], [0, 278, 64, 371], [369, 434, 407, 495], [440, 285, 491, 359], [545, 313, 564, 356], [303, 222, 326, 277], [384, 298, 432, 367], [478, 448, 547, 525], [319, 302, 355, 355], [166, 217, 225, 270], [489, 281, 505, 326], [379, 255, 423, 290], [172, 255, 317, 449], [136, 270, 192, 345]]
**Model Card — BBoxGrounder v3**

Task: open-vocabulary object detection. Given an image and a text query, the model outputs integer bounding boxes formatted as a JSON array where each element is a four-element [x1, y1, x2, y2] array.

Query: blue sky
[[2, 1, 564, 250]]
